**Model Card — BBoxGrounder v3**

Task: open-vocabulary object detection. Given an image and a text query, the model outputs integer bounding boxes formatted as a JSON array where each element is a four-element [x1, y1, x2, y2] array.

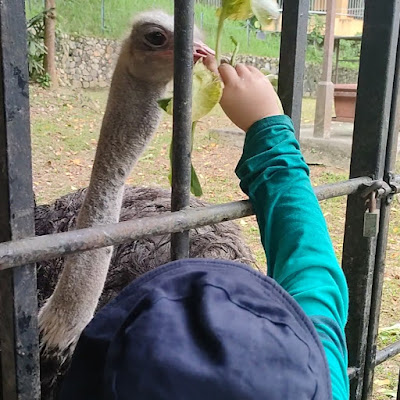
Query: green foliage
[[25, 0, 361, 67], [26, 9, 59, 87], [338, 38, 361, 68], [27, 11, 47, 82], [36, 72, 51, 88], [306, 15, 324, 63], [378, 324, 400, 348], [158, 62, 223, 196], [216, 0, 279, 60], [308, 15, 325, 48], [218, 0, 253, 21]]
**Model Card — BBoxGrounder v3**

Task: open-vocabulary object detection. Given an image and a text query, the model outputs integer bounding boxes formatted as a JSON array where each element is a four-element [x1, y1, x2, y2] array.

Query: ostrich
[[18, 10, 254, 400]]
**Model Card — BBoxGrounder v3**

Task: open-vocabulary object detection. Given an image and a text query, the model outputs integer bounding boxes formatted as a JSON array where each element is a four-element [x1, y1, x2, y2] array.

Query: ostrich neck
[[79, 68, 166, 227], [39, 63, 168, 352]]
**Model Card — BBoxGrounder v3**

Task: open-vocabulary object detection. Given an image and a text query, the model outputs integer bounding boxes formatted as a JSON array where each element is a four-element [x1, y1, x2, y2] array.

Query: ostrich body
[[35, 187, 252, 399], [0, 11, 253, 400]]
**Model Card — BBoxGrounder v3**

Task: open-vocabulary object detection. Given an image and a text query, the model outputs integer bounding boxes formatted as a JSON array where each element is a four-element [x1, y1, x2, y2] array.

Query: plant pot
[[333, 83, 357, 123]]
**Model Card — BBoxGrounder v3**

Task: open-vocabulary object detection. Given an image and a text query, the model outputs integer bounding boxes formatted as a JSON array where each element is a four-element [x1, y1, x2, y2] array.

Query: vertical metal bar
[[342, 1, 400, 399], [171, 0, 195, 260], [101, 0, 105, 33], [397, 369, 400, 400], [0, 0, 40, 399], [278, 0, 310, 139], [335, 39, 340, 84], [361, 21, 400, 400]]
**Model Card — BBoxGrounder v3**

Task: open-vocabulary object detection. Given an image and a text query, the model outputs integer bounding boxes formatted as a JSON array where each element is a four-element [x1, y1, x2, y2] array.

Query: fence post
[[361, 19, 400, 400], [341, 1, 400, 399], [170, 0, 195, 260], [278, 0, 310, 138], [0, 0, 40, 399]]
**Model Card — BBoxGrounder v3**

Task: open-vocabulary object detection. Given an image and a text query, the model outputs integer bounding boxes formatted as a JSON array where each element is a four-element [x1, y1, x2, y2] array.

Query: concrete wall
[[55, 34, 359, 96]]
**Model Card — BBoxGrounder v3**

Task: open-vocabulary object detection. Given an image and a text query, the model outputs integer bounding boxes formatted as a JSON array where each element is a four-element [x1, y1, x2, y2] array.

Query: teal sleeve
[[235, 115, 349, 400]]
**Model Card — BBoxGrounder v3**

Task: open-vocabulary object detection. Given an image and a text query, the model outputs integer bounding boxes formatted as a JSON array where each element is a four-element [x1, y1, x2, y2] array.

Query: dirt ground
[[30, 85, 400, 398]]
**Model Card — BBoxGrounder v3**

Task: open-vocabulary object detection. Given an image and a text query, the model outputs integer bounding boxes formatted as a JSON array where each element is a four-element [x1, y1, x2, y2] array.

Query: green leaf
[[218, 0, 280, 25], [158, 98, 173, 115], [216, 0, 280, 60], [219, 0, 253, 21], [160, 63, 222, 122], [191, 61, 223, 121], [251, 0, 280, 27], [230, 36, 240, 66], [191, 163, 203, 197], [167, 125, 204, 197]]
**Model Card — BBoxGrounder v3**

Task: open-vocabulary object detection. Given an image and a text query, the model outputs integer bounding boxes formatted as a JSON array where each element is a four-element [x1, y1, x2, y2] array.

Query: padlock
[[363, 191, 380, 238]]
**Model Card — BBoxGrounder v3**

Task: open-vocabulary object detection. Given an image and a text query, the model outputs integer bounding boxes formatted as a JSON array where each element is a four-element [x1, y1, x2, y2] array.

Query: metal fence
[[348, 0, 365, 18], [195, 0, 221, 6], [278, 0, 365, 17], [1, 1, 400, 400], [196, 0, 366, 17]]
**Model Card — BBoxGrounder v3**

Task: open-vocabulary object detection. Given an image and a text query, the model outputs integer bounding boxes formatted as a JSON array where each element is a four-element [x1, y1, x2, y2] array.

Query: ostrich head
[[121, 10, 214, 84]]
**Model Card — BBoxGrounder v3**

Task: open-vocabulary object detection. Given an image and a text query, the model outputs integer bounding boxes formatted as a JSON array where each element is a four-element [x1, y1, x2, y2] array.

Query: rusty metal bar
[[170, 0, 195, 260], [278, 0, 310, 138], [0, 176, 377, 270], [374, 341, 400, 367], [0, 0, 40, 398], [341, 1, 400, 398], [362, 17, 400, 399]]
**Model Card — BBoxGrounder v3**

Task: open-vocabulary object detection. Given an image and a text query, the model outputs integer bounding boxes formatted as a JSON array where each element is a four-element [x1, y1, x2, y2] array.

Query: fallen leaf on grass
[[374, 379, 391, 386]]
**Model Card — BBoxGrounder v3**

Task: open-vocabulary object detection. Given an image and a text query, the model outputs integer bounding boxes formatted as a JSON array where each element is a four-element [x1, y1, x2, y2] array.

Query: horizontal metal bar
[[0, 177, 373, 270], [375, 340, 400, 367], [348, 340, 400, 380], [0, 200, 252, 270], [348, 366, 360, 380], [313, 176, 372, 200]]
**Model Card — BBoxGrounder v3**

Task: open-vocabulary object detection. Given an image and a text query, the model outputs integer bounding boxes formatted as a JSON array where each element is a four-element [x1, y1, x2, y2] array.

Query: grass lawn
[[25, 0, 359, 65], [26, 0, 281, 56], [30, 85, 400, 398]]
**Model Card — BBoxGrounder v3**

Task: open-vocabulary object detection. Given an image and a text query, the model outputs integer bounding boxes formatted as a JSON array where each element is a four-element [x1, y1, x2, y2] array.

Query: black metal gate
[[0, 0, 400, 399]]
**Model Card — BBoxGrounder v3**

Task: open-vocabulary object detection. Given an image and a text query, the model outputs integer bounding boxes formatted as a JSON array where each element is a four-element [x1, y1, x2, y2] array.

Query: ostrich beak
[[193, 40, 215, 63]]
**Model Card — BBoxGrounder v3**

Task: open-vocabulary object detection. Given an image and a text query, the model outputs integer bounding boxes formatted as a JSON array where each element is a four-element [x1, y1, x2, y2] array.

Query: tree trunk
[[43, 0, 58, 88]]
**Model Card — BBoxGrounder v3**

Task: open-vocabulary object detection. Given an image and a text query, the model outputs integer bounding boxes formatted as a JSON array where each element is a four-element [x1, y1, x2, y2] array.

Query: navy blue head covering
[[60, 259, 331, 399]]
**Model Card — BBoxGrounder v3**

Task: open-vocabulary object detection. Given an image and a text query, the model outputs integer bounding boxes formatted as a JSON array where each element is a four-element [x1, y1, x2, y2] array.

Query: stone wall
[[55, 34, 120, 88], [55, 34, 359, 96], [236, 54, 359, 97]]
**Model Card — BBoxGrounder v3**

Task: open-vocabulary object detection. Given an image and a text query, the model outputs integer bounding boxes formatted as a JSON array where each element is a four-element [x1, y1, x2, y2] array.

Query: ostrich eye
[[144, 31, 167, 47]]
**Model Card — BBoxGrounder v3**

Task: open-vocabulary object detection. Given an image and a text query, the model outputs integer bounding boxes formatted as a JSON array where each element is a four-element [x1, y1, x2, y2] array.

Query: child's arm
[[205, 58, 349, 400]]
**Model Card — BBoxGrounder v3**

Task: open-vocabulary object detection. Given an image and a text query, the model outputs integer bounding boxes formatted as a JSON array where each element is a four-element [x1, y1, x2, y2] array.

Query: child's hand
[[204, 56, 282, 132]]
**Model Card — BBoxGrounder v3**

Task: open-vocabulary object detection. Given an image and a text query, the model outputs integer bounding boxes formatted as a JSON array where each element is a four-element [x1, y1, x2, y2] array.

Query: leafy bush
[[27, 10, 50, 86]]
